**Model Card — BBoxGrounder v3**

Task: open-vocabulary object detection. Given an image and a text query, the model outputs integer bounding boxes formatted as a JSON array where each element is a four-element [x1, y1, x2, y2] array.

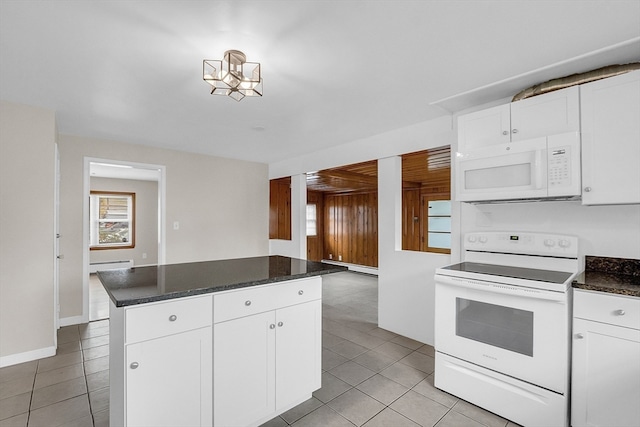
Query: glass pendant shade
[[203, 50, 262, 101]]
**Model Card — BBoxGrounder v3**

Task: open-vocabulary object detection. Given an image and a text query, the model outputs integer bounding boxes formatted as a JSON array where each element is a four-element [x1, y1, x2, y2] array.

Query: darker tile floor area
[[0, 271, 519, 427]]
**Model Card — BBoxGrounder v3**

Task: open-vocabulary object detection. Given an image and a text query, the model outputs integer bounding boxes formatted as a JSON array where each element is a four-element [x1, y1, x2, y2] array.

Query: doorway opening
[[83, 158, 166, 321]]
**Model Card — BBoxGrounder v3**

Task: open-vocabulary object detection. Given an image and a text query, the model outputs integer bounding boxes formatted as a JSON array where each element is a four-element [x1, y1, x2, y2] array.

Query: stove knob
[[479, 236, 488, 243], [544, 239, 556, 247], [559, 239, 571, 248], [467, 235, 477, 243]]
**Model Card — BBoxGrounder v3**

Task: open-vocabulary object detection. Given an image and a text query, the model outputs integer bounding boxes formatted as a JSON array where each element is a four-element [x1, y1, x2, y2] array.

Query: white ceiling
[[1, 1, 639, 164]]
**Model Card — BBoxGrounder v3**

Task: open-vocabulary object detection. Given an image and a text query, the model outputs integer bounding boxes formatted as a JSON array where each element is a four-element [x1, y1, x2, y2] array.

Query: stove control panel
[[465, 232, 578, 258]]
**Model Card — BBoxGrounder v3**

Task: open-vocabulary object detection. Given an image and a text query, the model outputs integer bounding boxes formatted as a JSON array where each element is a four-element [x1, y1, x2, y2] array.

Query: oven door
[[434, 274, 569, 394]]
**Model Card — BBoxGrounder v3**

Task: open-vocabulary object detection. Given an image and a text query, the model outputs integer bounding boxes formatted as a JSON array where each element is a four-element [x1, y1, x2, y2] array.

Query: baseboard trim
[[59, 315, 86, 327], [321, 260, 379, 276], [0, 345, 56, 368]]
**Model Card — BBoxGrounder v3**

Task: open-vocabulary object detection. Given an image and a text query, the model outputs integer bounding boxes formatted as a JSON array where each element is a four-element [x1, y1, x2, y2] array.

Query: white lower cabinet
[[213, 277, 322, 427], [111, 277, 322, 427], [572, 290, 640, 427], [110, 294, 213, 427], [126, 327, 212, 427]]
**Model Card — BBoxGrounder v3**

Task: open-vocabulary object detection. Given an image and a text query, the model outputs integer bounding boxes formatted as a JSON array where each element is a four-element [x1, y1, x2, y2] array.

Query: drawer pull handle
[[298, 290, 304, 295], [130, 362, 139, 369], [269, 324, 275, 329], [278, 321, 284, 327], [245, 300, 251, 306], [168, 315, 177, 322], [614, 309, 626, 316]]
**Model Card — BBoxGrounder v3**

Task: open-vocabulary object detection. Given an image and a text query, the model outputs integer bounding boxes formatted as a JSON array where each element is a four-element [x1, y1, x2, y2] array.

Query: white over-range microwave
[[455, 131, 581, 203]]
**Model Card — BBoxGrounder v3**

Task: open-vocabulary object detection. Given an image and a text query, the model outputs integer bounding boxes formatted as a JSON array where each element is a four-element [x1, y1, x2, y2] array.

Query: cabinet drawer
[[126, 295, 212, 343], [574, 290, 640, 330], [214, 277, 321, 323]]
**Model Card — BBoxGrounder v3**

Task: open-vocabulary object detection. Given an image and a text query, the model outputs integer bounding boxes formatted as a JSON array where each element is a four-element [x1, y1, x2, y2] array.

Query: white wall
[[269, 116, 455, 345], [58, 135, 269, 322], [460, 202, 640, 261], [89, 177, 159, 267], [0, 101, 56, 366]]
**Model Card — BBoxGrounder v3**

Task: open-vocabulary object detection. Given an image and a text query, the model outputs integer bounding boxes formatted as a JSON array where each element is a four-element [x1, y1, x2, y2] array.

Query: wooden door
[[306, 191, 324, 261]]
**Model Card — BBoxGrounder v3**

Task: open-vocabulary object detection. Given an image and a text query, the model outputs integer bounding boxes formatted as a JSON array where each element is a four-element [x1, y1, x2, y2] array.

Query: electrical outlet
[[338, 255, 342, 261], [329, 254, 333, 260], [142, 253, 147, 259], [173, 221, 180, 230]]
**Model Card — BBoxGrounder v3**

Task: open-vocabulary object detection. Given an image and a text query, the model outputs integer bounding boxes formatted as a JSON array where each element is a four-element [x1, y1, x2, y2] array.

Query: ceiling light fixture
[[203, 50, 263, 102]]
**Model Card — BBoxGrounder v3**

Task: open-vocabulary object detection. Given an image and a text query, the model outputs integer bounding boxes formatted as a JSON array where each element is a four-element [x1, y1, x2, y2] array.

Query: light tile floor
[[0, 271, 521, 427], [89, 275, 109, 322]]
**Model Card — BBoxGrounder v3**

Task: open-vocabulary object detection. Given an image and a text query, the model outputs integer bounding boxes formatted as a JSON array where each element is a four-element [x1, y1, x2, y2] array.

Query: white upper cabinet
[[580, 70, 640, 205], [457, 104, 511, 149], [458, 86, 580, 150]]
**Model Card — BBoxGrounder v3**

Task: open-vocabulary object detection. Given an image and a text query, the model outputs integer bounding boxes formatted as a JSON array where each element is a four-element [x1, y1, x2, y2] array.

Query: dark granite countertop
[[97, 255, 347, 307], [572, 256, 640, 298]]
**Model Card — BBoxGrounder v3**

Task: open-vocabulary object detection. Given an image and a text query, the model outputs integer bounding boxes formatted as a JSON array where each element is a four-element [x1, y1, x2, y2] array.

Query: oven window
[[456, 298, 533, 357]]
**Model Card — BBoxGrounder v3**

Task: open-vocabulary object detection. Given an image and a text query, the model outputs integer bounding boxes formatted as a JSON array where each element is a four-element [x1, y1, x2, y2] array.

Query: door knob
[[130, 362, 139, 369]]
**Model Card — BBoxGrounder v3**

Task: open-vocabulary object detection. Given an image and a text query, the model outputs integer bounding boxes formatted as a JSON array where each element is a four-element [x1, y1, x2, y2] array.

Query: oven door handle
[[435, 275, 566, 302]]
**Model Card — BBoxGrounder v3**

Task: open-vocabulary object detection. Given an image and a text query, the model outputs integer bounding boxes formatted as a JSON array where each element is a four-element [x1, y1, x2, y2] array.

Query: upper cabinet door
[[581, 71, 640, 205], [457, 104, 511, 150], [457, 86, 579, 151], [510, 85, 580, 142]]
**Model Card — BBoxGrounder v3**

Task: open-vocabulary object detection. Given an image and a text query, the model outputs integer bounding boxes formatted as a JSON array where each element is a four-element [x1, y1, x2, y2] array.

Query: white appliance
[[455, 132, 581, 202], [434, 232, 579, 427]]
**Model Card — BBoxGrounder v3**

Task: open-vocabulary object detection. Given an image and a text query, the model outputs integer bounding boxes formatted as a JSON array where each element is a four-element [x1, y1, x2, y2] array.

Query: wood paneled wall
[[269, 177, 291, 240], [324, 192, 378, 267]]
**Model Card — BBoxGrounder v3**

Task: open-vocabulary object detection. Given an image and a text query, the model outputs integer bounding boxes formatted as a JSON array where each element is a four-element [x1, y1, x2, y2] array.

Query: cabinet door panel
[[275, 300, 322, 409], [572, 318, 640, 427], [214, 311, 276, 427], [457, 104, 511, 150], [510, 86, 579, 141], [126, 327, 212, 427], [581, 71, 640, 205]]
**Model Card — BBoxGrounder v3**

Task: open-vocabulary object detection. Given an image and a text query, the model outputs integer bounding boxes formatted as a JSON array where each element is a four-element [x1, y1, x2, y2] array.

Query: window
[[424, 196, 451, 253], [306, 204, 317, 236], [90, 191, 135, 250], [401, 147, 452, 254]]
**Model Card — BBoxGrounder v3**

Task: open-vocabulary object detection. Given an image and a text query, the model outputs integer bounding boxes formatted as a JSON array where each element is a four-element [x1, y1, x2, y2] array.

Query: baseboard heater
[[90, 260, 133, 273]]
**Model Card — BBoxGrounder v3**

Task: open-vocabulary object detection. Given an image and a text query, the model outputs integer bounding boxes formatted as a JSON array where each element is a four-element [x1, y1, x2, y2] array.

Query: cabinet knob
[[575, 333, 584, 339], [502, 131, 509, 136], [614, 309, 626, 316], [168, 315, 177, 322], [277, 321, 284, 327], [130, 362, 139, 369], [298, 290, 304, 295], [584, 187, 592, 192], [512, 129, 519, 134], [245, 300, 251, 306], [269, 324, 275, 329]]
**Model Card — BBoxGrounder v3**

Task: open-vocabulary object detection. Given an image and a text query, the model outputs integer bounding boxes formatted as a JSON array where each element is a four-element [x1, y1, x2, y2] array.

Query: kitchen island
[[98, 255, 347, 427]]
